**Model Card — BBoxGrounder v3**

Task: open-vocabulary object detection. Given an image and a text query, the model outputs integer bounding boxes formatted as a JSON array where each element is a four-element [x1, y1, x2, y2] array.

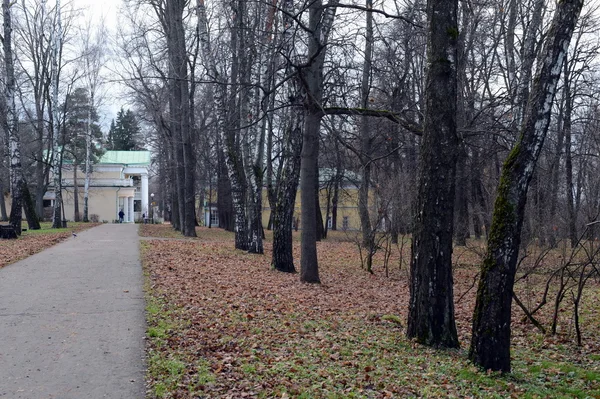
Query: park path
[[0, 224, 146, 399]]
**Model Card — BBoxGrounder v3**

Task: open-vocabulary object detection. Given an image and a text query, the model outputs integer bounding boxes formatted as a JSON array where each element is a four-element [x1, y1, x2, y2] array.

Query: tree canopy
[[107, 108, 142, 151]]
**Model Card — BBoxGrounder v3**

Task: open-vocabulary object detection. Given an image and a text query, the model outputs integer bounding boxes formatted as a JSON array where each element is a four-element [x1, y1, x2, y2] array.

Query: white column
[[128, 196, 134, 222], [123, 195, 129, 222], [141, 173, 149, 217]]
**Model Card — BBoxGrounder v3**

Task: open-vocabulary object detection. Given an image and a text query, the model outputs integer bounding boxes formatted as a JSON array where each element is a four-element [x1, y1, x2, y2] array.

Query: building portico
[[50, 151, 151, 223]]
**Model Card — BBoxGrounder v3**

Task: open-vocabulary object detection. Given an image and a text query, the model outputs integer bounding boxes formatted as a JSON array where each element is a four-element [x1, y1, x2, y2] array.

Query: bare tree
[[299, 0, 339, 283], [470, 0, 584, 373], [4, 0, 25, 233], [406, 0, 460, 348], [79, 20, 107, 222], [50, 0, 63, 228]]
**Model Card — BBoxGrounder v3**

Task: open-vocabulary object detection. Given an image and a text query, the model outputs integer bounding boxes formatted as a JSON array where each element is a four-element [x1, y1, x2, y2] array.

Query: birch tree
[[15, 0, 53, 219], [470, 0, 585, 373], [197, 0, 239, 247], [4, 0, 25, 233], [80, 20, 106, 223], [271, 0, 304, 272]]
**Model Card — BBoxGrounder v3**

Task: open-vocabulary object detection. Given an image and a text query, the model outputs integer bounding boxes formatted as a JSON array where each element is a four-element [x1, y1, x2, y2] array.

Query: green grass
[[142, 241, 217, 397], [22, 221, 97, 236]]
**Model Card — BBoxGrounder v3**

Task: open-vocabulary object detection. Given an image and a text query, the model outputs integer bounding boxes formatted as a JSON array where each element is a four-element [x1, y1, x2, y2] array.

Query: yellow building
[[202, 170, 369, 231], [260, 185, 363, 231], [46, 151, 151, 223]]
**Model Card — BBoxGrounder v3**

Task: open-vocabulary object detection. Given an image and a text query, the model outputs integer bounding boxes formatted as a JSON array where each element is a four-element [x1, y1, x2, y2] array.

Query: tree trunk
[[35, 139, 46, 220], [217, 145, 234, 231], [565, 107, 577, 247], [165, 0, 196, 237], [454, 143, 469, 246], [331, 150, 342, 231], [4, 0, 24, 235], [50, 0, 63, 229], [469, 0, 583, 372], [546, 80, 565, 248], [299, 0, 339, 283], [22, 181, 40, 229], [301, 109, 321, 283], [271, 0, 304, 271], [73, 162, 80, 222], [168, 141, 181, 231], [358, 0, 374, 248], [245, 2, 271, 255], [315, 169, 325, 242], [83, 91, 93, 223], [197, 0, 247, 248], [272, 118, 303, 272], [0, 178, 7, 221], [406, 0, 459, 348], [174, 141, 185, 231]]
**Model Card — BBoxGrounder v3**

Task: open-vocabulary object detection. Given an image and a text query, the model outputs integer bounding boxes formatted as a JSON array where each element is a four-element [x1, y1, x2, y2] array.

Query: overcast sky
[[75, 0, 128, 129]]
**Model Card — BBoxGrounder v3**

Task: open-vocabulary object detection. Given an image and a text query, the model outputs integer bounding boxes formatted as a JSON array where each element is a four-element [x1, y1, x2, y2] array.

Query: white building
[[46, 151, 151, 223]]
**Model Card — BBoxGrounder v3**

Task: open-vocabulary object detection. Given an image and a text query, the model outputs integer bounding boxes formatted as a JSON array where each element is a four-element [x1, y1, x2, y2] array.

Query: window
[[327, 216, 332, 229], [342, 216, 349, 231], [134, 200, 141, 212], [210, 209, 219, 226]]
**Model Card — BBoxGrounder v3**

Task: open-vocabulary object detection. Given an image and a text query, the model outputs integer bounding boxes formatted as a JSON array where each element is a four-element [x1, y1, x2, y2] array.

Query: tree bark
[[406, 0, 459, 348], [197, 0, 247, 248], [272, 118, 303, 272], [454, 143, 469, 246], [565, 104, 577, 247], [22, 181, 40, 229], [73, 162, 80, 221], [469, 0, 584, 372], [0, 178, 7, 221], [299, 0, 339, 283], [51, 0, 63, 229], [165, 0, 196, 237], [358, 0, 374, 249], [4, 0, 24, 234], [301, 109, 322, 282], [271, 0, 302, 272], [217, 144, 234, 231]]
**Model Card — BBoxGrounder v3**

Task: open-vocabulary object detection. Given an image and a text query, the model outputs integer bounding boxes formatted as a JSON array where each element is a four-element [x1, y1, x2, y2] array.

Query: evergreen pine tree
[[107, 108, 141, 151]]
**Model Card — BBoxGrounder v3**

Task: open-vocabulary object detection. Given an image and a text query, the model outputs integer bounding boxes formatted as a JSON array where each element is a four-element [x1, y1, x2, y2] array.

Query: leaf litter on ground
[[0, 222, 101, 269], [142, 225, 600, 399]]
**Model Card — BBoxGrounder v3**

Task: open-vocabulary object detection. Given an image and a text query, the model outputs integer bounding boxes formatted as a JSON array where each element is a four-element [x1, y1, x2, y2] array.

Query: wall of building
[[62, 187, 119, 222]]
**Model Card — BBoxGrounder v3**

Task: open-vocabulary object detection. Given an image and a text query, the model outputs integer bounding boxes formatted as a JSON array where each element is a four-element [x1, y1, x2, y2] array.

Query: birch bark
[[469, 0, 584, 372], [197, 0, 248, 249], [271, 0, 304, 272], [4, 0, 24, 234]]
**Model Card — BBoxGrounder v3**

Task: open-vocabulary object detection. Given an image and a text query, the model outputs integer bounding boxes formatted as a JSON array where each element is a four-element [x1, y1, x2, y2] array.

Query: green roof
[[99, 151, 151, 165]]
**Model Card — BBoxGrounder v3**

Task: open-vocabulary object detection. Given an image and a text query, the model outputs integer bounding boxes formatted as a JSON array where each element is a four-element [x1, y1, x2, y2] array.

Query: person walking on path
[[0, 223, 146, 399], [119, 209, 125, 223]]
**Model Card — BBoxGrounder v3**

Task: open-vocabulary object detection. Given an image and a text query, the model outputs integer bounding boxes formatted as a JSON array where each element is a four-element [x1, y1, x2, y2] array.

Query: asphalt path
[[0, 223, 146, 399]]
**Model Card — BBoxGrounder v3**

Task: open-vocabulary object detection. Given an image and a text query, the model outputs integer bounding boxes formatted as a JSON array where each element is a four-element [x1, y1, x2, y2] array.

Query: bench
[[0, 224, 17, 239]]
